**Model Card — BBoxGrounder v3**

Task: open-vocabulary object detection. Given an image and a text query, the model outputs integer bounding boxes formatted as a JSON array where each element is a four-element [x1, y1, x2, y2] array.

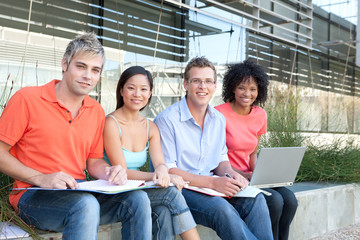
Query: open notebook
[[12, 179, 180, 194], [12, 179, 149, 194], [184, 184, 262, 198]]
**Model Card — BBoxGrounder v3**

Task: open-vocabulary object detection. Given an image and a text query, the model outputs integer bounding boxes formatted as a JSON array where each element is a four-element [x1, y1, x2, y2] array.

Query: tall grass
[[0, 77, 41, 238], [297, 138, 360, 183], [0, 174, 41, 239], [261, 86, 360, 183], [261, 87, 305, 148], [0, 74, 13, 113]]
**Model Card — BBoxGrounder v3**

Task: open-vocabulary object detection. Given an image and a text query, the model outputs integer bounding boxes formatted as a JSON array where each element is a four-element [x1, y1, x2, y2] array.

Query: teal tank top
[[104, 115, 149, 170]]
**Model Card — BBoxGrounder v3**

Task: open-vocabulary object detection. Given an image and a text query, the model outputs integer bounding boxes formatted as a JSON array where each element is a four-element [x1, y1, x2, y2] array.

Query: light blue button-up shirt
[[154, 96, 229, 176]]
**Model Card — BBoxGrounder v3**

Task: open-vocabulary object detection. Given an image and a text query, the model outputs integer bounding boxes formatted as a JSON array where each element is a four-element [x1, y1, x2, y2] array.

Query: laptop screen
[[249, 147, 306, 188]]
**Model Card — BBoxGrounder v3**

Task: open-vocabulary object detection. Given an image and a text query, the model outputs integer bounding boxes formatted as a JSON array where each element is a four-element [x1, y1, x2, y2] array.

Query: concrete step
[[289, 183, 360, 239], [3, 183, 359, 240]]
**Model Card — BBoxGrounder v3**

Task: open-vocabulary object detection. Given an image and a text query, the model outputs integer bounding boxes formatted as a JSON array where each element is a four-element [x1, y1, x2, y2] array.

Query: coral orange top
[[215, 102, 267, 172]]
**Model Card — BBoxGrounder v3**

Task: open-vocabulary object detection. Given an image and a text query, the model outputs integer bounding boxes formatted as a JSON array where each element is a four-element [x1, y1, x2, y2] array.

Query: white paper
[[0, 222, 29, 239], [77, 179, 146, 192]]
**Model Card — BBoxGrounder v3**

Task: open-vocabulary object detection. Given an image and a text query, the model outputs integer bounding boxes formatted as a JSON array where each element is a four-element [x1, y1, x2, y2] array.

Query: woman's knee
[[283, 192, 298, 212], [147, 187, 188, 215], [165, 187, 184, 202], [277, 187, 298, 212], [126, 190, 152, 217], [265, 190, 284, 213]]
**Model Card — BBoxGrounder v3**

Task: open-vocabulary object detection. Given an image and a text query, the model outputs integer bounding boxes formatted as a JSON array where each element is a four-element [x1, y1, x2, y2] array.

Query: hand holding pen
[[225, 173, 247, 191], [226, 172, 272, 196]]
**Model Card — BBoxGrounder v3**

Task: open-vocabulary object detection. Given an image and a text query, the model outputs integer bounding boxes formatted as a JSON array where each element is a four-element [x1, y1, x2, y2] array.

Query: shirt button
[[69, 120, 72, 123]]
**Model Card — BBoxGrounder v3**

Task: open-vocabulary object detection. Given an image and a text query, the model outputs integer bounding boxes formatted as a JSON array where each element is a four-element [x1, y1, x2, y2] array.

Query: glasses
[[189, 79, 216, 86]]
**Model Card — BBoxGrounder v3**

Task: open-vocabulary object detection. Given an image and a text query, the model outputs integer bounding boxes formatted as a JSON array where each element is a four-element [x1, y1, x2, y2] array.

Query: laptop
[[249, 147, 306, 189]]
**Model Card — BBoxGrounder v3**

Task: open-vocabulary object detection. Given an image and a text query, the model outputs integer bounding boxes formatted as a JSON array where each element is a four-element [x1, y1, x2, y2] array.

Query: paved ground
[[311, 224, 360, 240]]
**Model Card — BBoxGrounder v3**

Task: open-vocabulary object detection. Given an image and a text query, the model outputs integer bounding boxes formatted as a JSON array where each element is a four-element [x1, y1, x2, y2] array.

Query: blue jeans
[[263, 187, 298, 240], [182, 189, 273, 240], [145, 187, 196, 239], [152, 206, 174, 239], [18, 190, 152, 240]]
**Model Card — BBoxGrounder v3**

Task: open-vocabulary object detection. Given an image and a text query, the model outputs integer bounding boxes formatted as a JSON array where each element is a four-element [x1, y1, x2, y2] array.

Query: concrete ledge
[[6, 183, 360, 240], [289, 183, 360, 239]]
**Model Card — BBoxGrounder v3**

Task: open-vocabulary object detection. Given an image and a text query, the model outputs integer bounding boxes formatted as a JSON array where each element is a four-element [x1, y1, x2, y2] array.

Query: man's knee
[[214, 202, 239, 220], [69, 194, 100, 221]]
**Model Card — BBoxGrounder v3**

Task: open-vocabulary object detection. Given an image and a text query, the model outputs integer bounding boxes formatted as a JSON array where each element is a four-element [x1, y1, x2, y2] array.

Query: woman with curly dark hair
[[215, 59, 298, 240]]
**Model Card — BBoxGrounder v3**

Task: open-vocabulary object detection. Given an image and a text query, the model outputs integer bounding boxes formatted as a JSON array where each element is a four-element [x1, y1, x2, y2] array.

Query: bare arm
[[214, 161, 249, 188], [0, 140, 78, 189], [148, 122, 186, 190], [169, 165, 243, 196], [103, 116, 154, 182], [232, 135, 262, 180], [249, 135, 262, 172], [86, 158, 126, 185], [232, 168, 252, 180]]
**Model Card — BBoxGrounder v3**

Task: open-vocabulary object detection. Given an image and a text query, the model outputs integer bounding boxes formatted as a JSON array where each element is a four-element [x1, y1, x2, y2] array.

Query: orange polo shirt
[[0, 80, 105, 211]]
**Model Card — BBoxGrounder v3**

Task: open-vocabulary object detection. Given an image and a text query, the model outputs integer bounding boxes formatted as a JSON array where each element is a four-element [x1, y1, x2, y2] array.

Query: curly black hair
[[222, 59, 269, 106]]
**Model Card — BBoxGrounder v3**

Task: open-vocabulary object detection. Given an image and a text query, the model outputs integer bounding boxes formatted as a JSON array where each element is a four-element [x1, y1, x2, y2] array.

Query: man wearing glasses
[[154, 57, 273, 240]]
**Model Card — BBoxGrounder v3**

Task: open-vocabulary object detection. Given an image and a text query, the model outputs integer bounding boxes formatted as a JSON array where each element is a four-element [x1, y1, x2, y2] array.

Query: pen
[[225, 173, 244, 191]]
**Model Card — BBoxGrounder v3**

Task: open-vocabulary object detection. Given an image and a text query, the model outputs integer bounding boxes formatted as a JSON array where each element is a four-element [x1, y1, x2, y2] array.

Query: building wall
[[0, 0, 359, 135]]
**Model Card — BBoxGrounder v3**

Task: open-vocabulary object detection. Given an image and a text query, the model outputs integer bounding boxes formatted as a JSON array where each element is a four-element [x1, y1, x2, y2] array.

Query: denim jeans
[[145, 187, 196, 238], [152, 206, 174, 240], [182, 189, 273, 240], [18, 190, 152, 240], [263, 187, 298, 240]]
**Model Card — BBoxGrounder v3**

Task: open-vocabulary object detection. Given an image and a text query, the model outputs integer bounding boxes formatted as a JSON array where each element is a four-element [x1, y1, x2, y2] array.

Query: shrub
[[0, 173, 41, 239], [297, 138, 360, 183], [261, 87, 305, 148], [261, 86, 359, 183]]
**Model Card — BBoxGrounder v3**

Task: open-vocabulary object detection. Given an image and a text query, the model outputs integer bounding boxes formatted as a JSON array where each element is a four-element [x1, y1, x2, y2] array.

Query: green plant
[[0, 77, 42, 238], [296, 138, 360, 183], [0, 74, 13, 113], [260, 86, 359, 183], [0, 173, 41, 239], [261, 87, 305, 148]]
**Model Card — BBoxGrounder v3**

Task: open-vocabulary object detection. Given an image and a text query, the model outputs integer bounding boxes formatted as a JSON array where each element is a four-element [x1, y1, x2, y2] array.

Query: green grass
[[262, 87, 360, 183], [297, 138, 360, 183], [261, 88, 305, 148], [0, 74, 13, 113], [0, 173, 41, 239]]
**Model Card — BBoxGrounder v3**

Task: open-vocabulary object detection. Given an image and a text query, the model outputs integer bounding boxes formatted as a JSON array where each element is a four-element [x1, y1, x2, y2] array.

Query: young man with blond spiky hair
[[0, 32, 152, 240]]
